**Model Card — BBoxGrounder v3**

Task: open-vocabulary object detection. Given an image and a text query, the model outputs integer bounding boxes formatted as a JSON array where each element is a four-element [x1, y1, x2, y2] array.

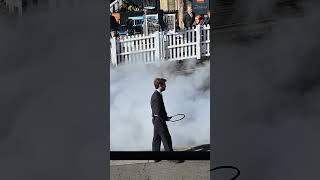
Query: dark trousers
[[152, 117, 173, 151]]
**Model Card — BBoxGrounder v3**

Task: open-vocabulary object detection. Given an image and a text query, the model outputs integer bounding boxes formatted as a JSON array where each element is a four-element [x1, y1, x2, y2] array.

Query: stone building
[[159, 0, 177, 11]]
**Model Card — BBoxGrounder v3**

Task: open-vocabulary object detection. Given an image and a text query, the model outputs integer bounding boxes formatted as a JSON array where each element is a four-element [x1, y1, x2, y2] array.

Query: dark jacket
[[204, 16, 210, 25], [110, 15, 119, 31], [151, 90, 168, 122], [183, 12, 195, 28]]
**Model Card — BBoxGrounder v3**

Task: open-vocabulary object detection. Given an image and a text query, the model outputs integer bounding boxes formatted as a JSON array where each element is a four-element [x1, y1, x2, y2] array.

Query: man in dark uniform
[[151, 78, 185, 164], [151, 78, 173, 152]]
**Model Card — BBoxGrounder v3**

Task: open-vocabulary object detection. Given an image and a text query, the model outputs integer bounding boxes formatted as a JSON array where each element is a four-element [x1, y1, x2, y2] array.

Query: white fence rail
[[110, 0, 123, 13], [110, 24, 210, 66]]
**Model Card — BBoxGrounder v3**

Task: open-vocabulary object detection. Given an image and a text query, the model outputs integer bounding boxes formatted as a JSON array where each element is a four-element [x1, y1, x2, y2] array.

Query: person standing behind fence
[[127, 19, 134, 36], [182, 2, 196, 57], [183, 2, 195, 29], [110, 29, 119, 38], [175, 18, 181, 31], [204, 10, 210, 25], [195, 14, 205, 27], [110, 15, 119, 31]]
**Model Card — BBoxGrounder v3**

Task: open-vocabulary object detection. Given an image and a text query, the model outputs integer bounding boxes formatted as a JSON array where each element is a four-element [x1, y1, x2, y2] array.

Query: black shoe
[[154, 160, 162, 163]]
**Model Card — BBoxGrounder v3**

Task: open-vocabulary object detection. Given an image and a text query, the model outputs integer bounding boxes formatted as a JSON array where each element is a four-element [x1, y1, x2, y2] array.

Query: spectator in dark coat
[[204, 10, 210, 25], [127, 19, 134, 36], [183, 3, 195, 29], [175, 19, 181, 31], [110, 15, 119, 31]]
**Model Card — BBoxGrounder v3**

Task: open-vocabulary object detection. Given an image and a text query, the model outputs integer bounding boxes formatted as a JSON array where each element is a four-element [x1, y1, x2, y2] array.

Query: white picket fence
[[110, 24, 210, 66]]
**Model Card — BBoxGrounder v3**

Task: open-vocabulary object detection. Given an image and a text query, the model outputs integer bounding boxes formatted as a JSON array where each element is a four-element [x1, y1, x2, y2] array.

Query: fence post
[[154, 31, 161, 61], [207, 24, 211, 56], [162, 31, 168, 60], [196, 25, 201, 59], [110, 37, 118, 67], [173, 14, 176, 32]]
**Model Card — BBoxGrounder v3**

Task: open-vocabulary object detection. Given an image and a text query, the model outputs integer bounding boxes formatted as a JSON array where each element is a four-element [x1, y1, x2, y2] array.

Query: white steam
[[110, 60, 210, 151]]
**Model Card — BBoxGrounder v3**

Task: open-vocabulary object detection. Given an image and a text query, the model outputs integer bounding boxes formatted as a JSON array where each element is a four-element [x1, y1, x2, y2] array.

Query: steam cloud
[[110, 60, 210, 151]]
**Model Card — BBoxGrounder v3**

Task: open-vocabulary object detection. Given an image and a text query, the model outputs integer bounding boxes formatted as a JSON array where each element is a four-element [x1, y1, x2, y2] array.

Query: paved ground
[[110, 160, 210, 180]]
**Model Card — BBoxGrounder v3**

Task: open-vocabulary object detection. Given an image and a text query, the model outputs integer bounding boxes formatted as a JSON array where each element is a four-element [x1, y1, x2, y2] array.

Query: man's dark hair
[[154, 78, 167, 89]]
